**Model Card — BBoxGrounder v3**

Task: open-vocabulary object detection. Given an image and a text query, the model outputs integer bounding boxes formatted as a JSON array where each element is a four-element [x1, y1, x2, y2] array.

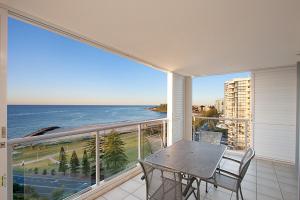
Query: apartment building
[[224, 77, 251, 149], [214, 99, 224, 114]]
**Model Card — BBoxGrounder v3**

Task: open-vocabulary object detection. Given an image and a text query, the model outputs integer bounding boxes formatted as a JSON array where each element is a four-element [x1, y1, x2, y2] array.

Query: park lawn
[[13, 138, 91, 164], [13, 131, 152, 176]]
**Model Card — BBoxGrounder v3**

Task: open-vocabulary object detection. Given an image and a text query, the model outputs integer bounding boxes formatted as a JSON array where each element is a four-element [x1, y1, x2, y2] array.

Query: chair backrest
[[199, 131, 222, 145], [239, 148, 255, 180], [139, 160, 183, 200]]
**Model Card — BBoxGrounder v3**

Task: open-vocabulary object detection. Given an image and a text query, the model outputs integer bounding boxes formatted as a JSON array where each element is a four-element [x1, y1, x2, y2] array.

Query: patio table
[[145, 139, 227, 199]]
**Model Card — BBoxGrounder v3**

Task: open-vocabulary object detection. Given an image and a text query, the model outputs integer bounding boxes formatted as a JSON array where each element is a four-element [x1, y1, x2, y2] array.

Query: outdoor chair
[[139, 160, 196, 200], [197, 131, 223, 145], [205, 148, 255, 200]]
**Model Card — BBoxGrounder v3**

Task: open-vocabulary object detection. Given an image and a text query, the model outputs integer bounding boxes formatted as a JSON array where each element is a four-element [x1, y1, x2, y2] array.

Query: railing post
[[138, 124, 141, 160], [163, 120, 166, 148], [95, 131, 100, 186]]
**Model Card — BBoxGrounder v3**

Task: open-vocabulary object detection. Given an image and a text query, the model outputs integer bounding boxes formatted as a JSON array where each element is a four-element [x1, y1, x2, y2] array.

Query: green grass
[[13, 131, 153, 176]]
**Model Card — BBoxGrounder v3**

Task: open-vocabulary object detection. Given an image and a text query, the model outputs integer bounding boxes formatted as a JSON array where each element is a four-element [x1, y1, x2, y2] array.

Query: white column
[[0, 8, 8, 200], [167, 72, 192, 146], [184, 77, 192, 141], [297, 61, 300, 200]]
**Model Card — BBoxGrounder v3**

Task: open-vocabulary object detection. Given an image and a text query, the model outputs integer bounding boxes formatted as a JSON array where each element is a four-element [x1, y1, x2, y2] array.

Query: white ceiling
[[2, 0, 299, 76]]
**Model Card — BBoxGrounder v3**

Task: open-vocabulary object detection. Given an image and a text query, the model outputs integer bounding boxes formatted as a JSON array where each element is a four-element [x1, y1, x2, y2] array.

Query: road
[[13, 173, 93, 198]]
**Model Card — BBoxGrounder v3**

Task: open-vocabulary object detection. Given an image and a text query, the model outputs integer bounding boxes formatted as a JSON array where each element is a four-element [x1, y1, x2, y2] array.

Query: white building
[[224, 78, 251, 149], [214, 99, 224, 113]]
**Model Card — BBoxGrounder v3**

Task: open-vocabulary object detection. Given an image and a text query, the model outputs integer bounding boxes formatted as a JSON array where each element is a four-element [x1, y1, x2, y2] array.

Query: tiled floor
[[96, 153, 298, 200]]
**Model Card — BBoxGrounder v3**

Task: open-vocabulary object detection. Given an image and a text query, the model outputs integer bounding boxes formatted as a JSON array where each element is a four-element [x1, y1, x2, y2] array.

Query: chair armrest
[[222, 156, 241, 164], [217, 168, 240, 179]]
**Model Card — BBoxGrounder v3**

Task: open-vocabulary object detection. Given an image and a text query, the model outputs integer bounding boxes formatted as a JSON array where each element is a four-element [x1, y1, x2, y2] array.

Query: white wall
[[167, 73, 192, 145], [253, 66, 297, 163]]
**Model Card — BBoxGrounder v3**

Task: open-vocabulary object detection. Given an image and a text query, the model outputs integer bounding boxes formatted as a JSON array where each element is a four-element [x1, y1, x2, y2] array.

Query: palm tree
[[102, 130, 128, 173]]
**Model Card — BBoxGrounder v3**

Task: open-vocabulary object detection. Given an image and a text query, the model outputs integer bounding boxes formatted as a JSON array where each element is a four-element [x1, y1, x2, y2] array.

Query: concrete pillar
[[0, 8, 8, 200], [297, 62, 300, 200], [167, 72, 192, 146], [184, 77, 193, 141]]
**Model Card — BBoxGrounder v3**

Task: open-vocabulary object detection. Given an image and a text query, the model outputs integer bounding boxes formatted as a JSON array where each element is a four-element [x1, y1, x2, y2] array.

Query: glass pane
[[141, 122, 163, 159], [101, 126, 138, 180], [193, 117, 249, 150], [12, 133, 96, 200]]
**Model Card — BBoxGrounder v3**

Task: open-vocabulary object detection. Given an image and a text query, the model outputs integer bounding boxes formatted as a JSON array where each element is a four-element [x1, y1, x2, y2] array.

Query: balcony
[[0, 1, 299, 200], [8, 117, 298, 200]]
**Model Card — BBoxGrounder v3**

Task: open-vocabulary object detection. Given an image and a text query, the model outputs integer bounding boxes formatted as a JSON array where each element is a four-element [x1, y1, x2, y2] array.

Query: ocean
[[8, 105, 167, 139]]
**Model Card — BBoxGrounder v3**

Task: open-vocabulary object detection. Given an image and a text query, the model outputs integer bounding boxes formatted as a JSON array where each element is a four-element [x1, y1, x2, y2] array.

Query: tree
[[70, 150, 80, 175], [34, 167, 39, 174], [204, 107, 218, 117], [81, 150, 90, 177], [85, 136, 105, 181], [58, 147, 68, 175], [42, 169, 47, 175], [102, 130, 128, 173], [51, 169, 56, 176], [51, 187, 64, 200]]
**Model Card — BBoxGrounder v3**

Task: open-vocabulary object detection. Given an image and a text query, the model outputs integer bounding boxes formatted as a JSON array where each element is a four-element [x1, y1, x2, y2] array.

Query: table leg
[[197, 179, 201, 200]]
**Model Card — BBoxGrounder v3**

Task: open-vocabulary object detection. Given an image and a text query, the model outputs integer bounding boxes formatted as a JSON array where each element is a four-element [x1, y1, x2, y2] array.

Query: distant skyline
[[8, 17, 250, 106]]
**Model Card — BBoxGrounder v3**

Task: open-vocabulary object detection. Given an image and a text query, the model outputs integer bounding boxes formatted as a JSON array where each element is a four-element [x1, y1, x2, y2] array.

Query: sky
[[8, 18, 167, 105], [193, 72, 250, 105], [8, 17, 250, 106]]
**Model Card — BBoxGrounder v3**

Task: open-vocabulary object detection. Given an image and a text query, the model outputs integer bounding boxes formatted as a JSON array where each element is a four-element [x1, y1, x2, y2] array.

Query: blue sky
[[193, 72, 250, 105], [8, 18, 167, 105], [8, 17, 249, 105]]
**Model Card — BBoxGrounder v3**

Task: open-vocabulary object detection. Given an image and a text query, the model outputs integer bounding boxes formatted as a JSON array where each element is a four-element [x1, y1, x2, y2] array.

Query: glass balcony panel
[[192, 117, 250, 151], [101, 126, 138, 180], [12, 133, 96, 200], [141, 122, 164, 159]]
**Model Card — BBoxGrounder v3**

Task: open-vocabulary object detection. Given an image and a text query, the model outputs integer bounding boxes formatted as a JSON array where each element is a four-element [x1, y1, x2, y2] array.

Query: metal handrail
[[8, 118, 168, 145], [192, 116, 250, 122]]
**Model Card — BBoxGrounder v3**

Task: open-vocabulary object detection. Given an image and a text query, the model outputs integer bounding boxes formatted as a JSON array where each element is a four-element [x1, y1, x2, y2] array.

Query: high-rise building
[[224, 77, 251, 149], [214, 99, 224, 113]]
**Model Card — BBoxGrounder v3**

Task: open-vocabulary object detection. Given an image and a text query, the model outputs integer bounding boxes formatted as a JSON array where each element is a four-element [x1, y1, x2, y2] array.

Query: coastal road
[[14, 173, 92, 198]]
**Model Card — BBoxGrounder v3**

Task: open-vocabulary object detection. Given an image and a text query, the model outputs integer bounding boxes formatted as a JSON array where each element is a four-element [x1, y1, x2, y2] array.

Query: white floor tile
[[120, 179, 143, 193], [132, 185, 146, 200], [123, 194, 141, 200], [257, 185, 283, 200], [206, 188, 232, 200], [96, 197, 106, 200], [103, 186, 130, 200]]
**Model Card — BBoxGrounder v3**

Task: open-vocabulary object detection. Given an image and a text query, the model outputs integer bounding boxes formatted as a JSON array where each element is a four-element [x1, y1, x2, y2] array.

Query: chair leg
[[197, 180, 201, 200], [239, 187, 244, 200], [236, 190, 239, 200], [206, 182, 208, 193]]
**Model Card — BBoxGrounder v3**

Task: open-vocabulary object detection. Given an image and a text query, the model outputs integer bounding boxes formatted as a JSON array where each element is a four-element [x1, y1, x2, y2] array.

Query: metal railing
[[192, 116, 250, 150], [8, 118, 167, 200]]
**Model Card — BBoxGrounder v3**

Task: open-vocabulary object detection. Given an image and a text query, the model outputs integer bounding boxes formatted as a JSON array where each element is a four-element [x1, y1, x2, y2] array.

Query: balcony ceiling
[[2, 0, 300, 76]]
